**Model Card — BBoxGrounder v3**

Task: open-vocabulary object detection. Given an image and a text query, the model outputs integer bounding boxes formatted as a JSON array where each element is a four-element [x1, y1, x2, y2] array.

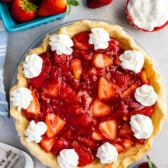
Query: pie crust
[[10, 20, 166, 168]]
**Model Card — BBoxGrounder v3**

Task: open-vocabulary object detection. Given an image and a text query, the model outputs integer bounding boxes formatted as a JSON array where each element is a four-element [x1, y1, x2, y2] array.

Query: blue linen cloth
[[0, 20, 8, 118]]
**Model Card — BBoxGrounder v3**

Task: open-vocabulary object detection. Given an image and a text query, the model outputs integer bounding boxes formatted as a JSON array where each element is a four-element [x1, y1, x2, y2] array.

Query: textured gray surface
[[0, 0, 168, 167]]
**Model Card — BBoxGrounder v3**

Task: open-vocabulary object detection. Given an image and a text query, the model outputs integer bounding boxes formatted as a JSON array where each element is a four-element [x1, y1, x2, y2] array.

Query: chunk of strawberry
[[73, 142, 94, 166], [99, 119, 117, 140], [98, 76, 115, 100], [112, 69, 136, 90], [129, 106, 154, 117], [121, 138, 133, 150], [121, 82, 139, 97], [138, 69, 150, 84], [108, 38, 120, 55], [26, 88, 40, 114], [119, 124, 133, 137], [40, 137, 56, 153], [91, 131, 104, 141], [51, 137, 69, 155], [91, 99, 111, 117], [45, 113, 66, 138], [29, 52, 52, 88], [72, 32, 93, 50], [92, 53, 113, 68], [70, 58, 82, 80]]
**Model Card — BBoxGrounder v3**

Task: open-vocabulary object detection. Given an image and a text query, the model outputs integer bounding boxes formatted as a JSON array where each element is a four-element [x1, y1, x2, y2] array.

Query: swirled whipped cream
[[135, 84, 158, 106], [23, 54, 43, 78], [127, 0, 168, 31], [96, 142, 118, 164], [119, 50, 144, 73], [24, 120, 47, 143], [49, 34, 74, 55], [130, 114, 153, 139], [57, 149, 79, 168], [10, 87, 33, 111], [89, 28, 110, 50]]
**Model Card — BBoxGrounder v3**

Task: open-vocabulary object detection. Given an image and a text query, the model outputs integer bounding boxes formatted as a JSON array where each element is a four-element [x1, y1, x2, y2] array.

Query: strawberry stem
[[66, 0, 80, 14], [146, 155, 157, 168]]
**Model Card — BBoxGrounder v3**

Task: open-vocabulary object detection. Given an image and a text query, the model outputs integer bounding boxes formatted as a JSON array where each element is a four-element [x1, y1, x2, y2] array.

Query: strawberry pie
[[10, 20, 166, 168]]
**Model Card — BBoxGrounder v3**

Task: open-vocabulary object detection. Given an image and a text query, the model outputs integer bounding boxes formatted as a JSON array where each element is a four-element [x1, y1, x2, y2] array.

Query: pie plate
[[0, 2, 66, 32], [10, 20, 166, 168]]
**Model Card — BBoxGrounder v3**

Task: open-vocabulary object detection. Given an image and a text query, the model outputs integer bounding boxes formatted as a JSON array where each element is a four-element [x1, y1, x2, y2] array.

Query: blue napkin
[[0, 20, 8, 118]]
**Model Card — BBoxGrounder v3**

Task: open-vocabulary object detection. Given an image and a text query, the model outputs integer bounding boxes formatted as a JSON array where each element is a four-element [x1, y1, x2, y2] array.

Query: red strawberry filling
[[22, 31, 154, 166]]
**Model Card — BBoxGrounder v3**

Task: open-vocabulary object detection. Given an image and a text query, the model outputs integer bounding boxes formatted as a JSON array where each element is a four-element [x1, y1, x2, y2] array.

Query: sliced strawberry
[[121, 82, 139, 97], [138, 69, 150, 84], [99, 119, 117, 140], [119, 124, 133, 137], [129, 106, 154, 117], [51, 137, 69, 155], [91, 99, 111, 117], [92, 53, 113, 68], [45, 113, 66, 138], [112, 69, 136, 90], [72, 32, 93, 51], [40, 137, 56, 153], [73, 142, 94, 166], [70, 58, 82, 80], [29, 52, 52, 88], [91, 131, 104, 141], [87, 0, 112, 9], [98, 76, 115, 100], [26, 88, 40, 114], [114, 143, 124, 153]]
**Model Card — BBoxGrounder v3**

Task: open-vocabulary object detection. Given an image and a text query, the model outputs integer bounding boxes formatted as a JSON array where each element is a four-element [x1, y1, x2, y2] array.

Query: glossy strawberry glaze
[[23, 31, 154, 166]]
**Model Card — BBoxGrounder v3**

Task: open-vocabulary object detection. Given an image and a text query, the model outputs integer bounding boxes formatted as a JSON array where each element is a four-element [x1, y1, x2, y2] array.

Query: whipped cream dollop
[[89, 28, 110, 50], [96, 142, 118, 164], [119, 50, 144, 73], [24, 120, 47, 143], [57, 149, 79, 168], [23, 54, 43, 78], [135, 84, 158, 106], [10, 87, 33, 111], [127, 0, 168, 31], [130, 114, 153, 139], [49, 34, 74, 55]]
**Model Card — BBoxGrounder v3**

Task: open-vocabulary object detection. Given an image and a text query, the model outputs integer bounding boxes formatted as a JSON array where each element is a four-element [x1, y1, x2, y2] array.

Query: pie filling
[[11, 28, 158, 167]]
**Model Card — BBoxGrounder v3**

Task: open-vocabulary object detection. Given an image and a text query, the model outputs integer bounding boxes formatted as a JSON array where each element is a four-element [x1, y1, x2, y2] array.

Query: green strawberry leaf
[[67, 0, 79, 14], [146, 155, 157, 168]]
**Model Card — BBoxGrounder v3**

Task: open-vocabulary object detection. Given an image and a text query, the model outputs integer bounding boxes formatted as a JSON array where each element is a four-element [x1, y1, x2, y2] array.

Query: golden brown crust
[[10, 20, 166, 168]]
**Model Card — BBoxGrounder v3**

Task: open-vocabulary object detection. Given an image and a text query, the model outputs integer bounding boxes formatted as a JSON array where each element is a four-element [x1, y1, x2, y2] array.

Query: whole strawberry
[[38, 0, 79, 16], [11, 0, 38, 23], [87, 0, 112, 9], [137, 156, 157, 168]]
